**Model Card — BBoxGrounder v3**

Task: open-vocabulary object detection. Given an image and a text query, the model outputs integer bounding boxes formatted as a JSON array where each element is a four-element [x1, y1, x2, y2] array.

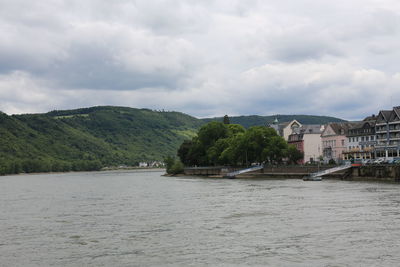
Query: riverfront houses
[[321, 123, 353, 163], [288, 125, 324, 164], [342, 117, 376, 161], [269, 106, 400, 164], [374, 107, 400, 158]]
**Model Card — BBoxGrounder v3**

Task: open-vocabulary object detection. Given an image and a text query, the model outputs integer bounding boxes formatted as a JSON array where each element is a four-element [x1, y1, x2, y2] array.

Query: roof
[[297, 124, 324, 134], [268, 120, 301, 137], [347, 120, 376, 136], [326, 122, 360, 136], [363, 115, 376, 121], [380, 110, 393, 122], [394, 106, 400, 117]]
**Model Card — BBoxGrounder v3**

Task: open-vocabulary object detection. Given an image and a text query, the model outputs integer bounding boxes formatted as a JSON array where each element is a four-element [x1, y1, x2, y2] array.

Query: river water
[[1, 170, 400, 266]]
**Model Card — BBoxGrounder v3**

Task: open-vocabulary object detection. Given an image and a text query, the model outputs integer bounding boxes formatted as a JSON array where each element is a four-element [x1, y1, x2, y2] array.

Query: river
[[1, 170, 400, 266]]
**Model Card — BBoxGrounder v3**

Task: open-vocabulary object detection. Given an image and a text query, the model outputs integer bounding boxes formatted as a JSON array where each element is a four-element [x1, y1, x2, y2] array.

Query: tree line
[[176, 121, 303, 168], [0, 158, 102, 175]]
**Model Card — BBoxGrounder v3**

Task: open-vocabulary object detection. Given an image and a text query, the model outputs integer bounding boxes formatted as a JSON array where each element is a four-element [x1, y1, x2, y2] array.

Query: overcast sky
[[1, 0, 400, 119]]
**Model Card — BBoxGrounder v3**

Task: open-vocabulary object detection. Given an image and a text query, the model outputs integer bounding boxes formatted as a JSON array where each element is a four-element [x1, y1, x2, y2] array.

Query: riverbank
[[1, 167, 166, 177], [183, 165, 400, 182]]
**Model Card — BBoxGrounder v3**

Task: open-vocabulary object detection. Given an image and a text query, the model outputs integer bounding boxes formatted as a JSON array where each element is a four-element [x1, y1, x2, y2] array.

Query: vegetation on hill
[[202, 114, 346, 128], [0, 106, 202, 175], [0, 106, 340, 175]]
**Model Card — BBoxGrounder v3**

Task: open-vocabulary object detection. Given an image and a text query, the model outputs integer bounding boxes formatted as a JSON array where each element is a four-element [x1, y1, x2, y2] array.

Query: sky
[[1, 0, 400, 120]]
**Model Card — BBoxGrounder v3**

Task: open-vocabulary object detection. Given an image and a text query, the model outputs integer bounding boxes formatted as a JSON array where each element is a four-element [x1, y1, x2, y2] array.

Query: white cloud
[[1, 0, 400, 120]]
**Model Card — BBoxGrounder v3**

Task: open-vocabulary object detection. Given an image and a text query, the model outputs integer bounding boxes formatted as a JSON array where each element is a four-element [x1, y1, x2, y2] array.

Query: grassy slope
[[0, 107, 202, 167]]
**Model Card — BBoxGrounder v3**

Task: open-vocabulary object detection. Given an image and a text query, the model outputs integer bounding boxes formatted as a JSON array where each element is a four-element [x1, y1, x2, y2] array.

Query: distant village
[[268, 106, 400, 164]]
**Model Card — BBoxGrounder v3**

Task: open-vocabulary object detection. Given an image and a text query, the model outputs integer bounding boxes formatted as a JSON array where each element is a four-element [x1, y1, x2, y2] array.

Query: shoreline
[[173, 173, 399, 183], [0, 167, 166, 177]]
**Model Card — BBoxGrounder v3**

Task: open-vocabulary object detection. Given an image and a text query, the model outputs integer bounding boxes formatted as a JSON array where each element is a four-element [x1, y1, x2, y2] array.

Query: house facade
[[321, 123, 354, 163], [269, 119, 302, 141], [342, 117, 376, 160], [287, 133, 304, 163], [375, 107, 400, 158], [288, 125, 324, 163]]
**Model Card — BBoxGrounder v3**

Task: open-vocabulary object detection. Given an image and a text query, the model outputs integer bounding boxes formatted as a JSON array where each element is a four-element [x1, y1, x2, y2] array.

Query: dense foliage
[[178, 122, 302, 167], [0, 106, 201, 175], [164, 156, 184, 175]]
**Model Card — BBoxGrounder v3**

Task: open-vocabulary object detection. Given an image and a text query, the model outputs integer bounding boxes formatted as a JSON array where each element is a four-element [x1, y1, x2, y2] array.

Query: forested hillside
[[0, 106, 202, 174], [202, 114, 346, 128], [0, 106, 345, 175]]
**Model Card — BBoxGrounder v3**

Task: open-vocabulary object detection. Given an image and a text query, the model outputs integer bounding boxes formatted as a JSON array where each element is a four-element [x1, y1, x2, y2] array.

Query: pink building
[[321, 123, 355, 163]]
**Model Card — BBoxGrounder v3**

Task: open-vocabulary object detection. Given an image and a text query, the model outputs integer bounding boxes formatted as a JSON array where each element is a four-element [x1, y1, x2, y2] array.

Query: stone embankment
[[184, 165, 400, 181]]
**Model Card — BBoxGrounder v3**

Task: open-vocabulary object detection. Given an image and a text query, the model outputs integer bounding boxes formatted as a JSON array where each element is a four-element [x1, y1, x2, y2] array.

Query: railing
[[308, 163, 352, 178], [225, 165, 264, 178]]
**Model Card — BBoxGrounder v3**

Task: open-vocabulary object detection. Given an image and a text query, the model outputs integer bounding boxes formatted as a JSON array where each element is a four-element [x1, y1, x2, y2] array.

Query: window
[[341, 139, 345, 146]]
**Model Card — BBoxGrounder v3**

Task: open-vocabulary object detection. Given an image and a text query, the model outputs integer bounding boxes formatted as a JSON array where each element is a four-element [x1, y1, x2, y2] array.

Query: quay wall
[[184, 165, 400, 181], [184, 165, 342, 178], [184, 166, 238, 176], [350, 165, 400, 181]]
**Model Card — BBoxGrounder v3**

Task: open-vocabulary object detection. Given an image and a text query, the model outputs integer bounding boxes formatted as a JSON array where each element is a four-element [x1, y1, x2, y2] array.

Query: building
[[321, 123, 356, 163], [375, 107, 400, 158], [269, 119, 302, 141], [342, 117, 376, 161], [288, 125, 324, 163], [139, 162, 148, 167]]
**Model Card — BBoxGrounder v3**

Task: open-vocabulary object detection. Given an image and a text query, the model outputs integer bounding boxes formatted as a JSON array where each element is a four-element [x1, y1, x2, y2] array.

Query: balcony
[[375, 141, 386, 147], [343, 147, 374, 153]]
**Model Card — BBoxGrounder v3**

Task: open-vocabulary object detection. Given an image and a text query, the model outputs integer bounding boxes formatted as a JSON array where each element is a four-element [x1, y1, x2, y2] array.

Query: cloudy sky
[[1, 0, 400, 119]]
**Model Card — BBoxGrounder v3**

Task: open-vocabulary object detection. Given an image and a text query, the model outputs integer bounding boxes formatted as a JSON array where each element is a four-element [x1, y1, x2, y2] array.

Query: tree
[[164, 156, 184, 175], [164, 156, 175, 172], [207, 138, 229, 165], [263, 135, 288, 164], [176, 121, 290, 167], [223, 115, 230, 124], [227, 124, 245, 136], [177, 140, 193, 165], [169, 160, 184, 174], [287, 145, 304, 164], [198, 121, 228, 148]]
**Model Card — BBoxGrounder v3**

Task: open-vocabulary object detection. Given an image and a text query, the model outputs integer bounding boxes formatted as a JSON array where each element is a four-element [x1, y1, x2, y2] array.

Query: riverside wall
[[184, 165, 345, 178], [350, 165, 400, 182], [184, 165, 400, 181]]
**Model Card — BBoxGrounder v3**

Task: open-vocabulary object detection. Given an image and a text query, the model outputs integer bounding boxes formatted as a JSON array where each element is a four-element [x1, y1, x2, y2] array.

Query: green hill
[[0, 106, 202, 174], [0, 106, 345, 175], [202, 114, 346, 128]]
